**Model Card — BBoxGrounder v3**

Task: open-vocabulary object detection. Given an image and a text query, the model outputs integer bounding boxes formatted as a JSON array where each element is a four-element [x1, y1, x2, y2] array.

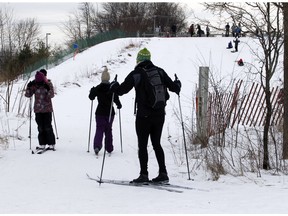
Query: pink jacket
[[25, 80, 54, 113]]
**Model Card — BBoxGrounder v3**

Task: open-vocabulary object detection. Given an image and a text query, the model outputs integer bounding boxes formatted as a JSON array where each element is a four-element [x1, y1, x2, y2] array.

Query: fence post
[[196, 67, 209, 148]]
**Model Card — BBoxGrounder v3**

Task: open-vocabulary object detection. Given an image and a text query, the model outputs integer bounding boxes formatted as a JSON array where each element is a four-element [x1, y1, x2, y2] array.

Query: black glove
[[89, 87, 96, 100], [27, 81, 34, 88], [174, 80, 181, 88], [110, 81, 119, 92], [43, 83, 50, 91], [174, 80, 181, 95], [117, 103, 122, 109]]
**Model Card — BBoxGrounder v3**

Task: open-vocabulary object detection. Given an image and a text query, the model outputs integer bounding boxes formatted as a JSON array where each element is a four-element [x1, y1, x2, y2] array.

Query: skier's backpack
[[142, 68, 168, 109]]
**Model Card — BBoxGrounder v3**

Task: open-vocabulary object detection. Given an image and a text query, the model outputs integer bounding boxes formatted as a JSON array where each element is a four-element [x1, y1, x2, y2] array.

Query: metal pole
[[52, 111, 59, 139], [119, 109, 123, 153], [29, 98, 32, 150], [175, 74, 191, 180], [99, 75, 117, 186], [87, 100, 94, 152]]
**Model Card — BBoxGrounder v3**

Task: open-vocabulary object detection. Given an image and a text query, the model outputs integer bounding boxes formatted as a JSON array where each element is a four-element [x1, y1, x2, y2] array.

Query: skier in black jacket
[[89, 67, 122, 155], [110, 48, 181, 183]]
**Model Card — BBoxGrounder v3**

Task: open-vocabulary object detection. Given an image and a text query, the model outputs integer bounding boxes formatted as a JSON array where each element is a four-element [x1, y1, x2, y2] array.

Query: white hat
[[101, 67, 110, 83]]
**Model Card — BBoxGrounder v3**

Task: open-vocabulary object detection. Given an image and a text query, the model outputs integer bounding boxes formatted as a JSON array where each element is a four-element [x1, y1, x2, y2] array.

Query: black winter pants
[[135, 114, 167, 176], [35, 112, 56, 146]]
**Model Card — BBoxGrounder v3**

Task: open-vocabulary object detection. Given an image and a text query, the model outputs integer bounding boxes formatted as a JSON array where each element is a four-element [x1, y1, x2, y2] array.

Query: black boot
[[152, 172, 169, 183], [131, 174, 149, 183]]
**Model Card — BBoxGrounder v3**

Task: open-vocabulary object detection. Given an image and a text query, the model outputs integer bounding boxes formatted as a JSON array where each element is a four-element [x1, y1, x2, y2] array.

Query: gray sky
[[1, 2, 204, 47], [4, 2, 81, 46]]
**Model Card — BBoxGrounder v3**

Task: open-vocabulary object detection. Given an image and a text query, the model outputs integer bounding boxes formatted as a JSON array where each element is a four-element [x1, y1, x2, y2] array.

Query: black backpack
[[142, 67, 168, 109]]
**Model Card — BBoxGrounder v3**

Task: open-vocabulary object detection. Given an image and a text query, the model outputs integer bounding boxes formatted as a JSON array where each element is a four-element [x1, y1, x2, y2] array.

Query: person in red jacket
[[25, 69, 56, 149]]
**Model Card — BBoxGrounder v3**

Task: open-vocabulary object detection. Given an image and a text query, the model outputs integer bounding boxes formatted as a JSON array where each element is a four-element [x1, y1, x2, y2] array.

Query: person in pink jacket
[[25, 69, 56, 149]]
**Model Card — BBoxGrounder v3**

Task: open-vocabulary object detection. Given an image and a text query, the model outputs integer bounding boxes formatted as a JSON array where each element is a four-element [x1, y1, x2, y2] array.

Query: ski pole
[[175, 74, 191, 180], [87, 100, 94, 153], [99, 74, 117, 186], [28, 98, 32, 150], [52, 111, 59, 139], [119, 109, 123, 153]]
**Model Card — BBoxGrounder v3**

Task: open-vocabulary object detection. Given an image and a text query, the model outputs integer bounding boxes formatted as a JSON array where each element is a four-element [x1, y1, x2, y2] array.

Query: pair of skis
[[86, 174, 204, 193], [31, 146, 55, 154]]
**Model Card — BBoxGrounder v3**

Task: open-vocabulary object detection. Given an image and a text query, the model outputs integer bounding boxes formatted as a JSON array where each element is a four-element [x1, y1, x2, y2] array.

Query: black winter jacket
[[114, 60, 180, 117], [89, 82, 121, 116]]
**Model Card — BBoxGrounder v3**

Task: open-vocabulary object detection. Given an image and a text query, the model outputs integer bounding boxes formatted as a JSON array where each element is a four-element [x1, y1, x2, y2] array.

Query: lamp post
[[45, 33, 51, 69]]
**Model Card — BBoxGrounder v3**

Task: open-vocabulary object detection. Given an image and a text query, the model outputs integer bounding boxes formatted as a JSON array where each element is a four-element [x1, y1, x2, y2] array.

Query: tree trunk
[[263, 88, 271, 169], [262, 3, 271, 170], [283, 3, 288, 159]]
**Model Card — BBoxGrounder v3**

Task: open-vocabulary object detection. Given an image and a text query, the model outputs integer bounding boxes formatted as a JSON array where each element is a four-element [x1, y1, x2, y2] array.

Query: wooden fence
[[206, 80, 283, 136]]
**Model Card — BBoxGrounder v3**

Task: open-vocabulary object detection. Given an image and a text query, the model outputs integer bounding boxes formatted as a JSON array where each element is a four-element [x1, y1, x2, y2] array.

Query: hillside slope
[[0, 36, 287, 214]]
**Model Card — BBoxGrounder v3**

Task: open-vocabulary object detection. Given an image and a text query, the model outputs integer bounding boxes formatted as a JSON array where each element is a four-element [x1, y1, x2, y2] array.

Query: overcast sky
[[3, 2, 81, 46], [1, 2, 205, 47]]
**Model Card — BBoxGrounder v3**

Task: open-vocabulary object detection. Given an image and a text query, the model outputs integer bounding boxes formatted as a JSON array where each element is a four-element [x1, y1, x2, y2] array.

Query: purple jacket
[[25, 80, 54, 113]]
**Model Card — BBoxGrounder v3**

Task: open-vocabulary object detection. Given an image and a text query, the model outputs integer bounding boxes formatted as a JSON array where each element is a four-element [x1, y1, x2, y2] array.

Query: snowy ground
[[0, 36, 288, 214]]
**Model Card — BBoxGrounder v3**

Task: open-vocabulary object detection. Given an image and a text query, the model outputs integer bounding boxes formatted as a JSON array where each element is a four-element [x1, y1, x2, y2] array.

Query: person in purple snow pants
[[88, 67, 122, 155]]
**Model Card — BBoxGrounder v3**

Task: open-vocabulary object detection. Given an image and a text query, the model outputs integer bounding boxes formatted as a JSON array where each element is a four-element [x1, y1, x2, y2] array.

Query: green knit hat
[[136, 48, 151, 64]]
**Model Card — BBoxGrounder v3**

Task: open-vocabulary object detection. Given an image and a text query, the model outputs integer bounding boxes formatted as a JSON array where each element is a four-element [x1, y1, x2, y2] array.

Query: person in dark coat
[[233, 36, 240, 52], [89, 67, 122, 155], [197, 24, 202, 37], [110, 48, 181, 184], [25, 69, 56, 149], [225, 23, 230, 37], [189, 24, 195, 37], [206, 25, 210, 37], [171, 24, 177, 37]]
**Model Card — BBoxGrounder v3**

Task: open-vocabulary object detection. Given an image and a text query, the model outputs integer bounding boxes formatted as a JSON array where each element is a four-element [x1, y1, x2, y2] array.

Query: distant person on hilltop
[[110, 48, 181, 184], [88, 67, 122, 156], [171, 24, 177, 37], [206, 25, 210, 37], [25, 69, 56, 150], [233, 36, 240, 52], [197, 24, 203, 37], [234, 23, 242, 37], [225, 23, 230, 37], [189, 24, 195, 37], [231, 23, 236, 37]]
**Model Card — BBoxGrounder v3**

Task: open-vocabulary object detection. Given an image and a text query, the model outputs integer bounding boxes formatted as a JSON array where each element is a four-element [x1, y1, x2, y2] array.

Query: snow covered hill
[[0, 36, 287, 214]]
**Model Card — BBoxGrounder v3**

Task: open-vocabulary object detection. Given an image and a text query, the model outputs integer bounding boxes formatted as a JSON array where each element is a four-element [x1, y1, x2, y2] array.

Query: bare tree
[[61, 2, 188, 43], [202, 2, 284, 170], [0, 6, 41, 111], [78, 2, 96, 40], [0, 6, 14, 59], [13, 18, 41, 51], [97, 2, 187, 35], [62, 11, 84, 43], [283, 3, 288, 159], [61, 2, 99, 45]]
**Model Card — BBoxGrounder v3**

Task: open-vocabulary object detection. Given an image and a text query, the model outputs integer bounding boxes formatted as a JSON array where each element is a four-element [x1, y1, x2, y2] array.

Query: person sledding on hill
[[25, 69, 56, 150], [88, 67, 122, 156], [110, 48, 181, 184], [227, 41, 233, 49], [238, 58, 244, 66]]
